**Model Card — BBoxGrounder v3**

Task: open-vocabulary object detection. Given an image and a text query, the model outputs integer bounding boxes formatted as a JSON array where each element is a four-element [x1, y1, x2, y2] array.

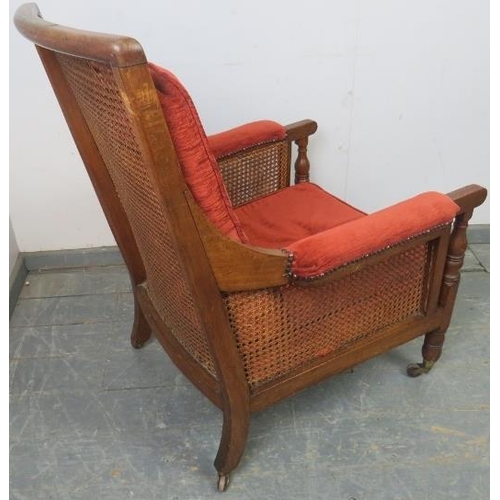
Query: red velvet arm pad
[[286, 192, 460, 279], [207, 120, 287, 158]]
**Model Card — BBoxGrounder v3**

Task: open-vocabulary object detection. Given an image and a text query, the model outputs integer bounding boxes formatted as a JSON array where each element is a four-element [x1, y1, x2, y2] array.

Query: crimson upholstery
[[236, 186, 459, 278], [149, 63, 459, 280], [235, 183, 365, 248], [148, 62, 247, 242], [208, 120, 286, 158], [286, 192, 460, 278]]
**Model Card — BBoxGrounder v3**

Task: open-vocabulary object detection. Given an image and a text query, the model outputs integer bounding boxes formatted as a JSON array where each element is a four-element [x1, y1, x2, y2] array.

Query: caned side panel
[[224, 242, 431, 389], [217, 141, 290, 207]]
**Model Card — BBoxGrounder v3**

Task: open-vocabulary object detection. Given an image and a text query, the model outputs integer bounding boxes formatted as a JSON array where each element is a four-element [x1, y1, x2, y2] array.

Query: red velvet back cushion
[[148, 63, 247, 242]]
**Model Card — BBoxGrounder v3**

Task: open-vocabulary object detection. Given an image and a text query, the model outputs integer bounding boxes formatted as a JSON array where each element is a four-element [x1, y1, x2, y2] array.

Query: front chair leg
[[406, 329, 445, 377], [130, 293, 152, 348], [407, 209, 472, 378]]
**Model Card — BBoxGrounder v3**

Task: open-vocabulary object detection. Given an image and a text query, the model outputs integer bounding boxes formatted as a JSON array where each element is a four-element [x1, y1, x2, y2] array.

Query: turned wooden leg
[[130, 293, 152, 348], [407, 210, 472, 378], [406, 329, 445, 377], [213, 404, 250, 492]]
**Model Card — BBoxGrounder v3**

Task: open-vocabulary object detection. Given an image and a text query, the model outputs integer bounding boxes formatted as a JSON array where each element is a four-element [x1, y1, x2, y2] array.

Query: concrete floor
[[10, 245, 489, 499]]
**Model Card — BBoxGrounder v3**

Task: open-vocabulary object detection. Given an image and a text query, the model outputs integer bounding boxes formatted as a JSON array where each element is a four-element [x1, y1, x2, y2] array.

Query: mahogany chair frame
[[14, 3, 487, 492]]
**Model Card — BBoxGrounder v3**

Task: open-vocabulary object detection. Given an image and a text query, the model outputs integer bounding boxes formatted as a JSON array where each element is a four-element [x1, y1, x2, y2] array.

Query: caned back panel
[[56, 54, 216, 376], [224, 242, 432, 389], [217, 141, 291, 207]]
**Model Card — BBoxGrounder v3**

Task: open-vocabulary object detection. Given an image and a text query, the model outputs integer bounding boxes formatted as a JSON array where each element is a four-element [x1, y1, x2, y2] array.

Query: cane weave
[[56, 54, 217, 376], [224, 243, 429, 389], [217, 140, 291, 207]]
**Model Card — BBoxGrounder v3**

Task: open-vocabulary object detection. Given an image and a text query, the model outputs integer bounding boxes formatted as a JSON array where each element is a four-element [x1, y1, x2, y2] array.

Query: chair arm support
[[285, 120, 318, 184], [286, 192, 460, 280], [434, 184, 487, 332]]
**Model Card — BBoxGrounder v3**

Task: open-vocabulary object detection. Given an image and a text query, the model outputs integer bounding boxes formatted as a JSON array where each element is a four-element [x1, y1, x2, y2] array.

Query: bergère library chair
[[15, 3, 487, 492]]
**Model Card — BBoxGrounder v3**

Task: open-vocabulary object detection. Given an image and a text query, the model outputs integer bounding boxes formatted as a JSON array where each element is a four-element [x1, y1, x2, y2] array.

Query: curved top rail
[[14, 3, 146, 67]]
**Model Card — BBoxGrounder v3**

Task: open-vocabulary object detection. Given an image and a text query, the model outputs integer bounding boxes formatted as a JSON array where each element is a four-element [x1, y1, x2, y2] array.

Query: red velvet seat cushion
[[148, 63, 247, 242], [235, 183, 366, 248]]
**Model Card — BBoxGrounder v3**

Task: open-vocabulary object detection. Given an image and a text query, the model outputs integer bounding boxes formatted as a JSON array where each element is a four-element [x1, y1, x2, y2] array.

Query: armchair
[[14, 3, 487, 492]]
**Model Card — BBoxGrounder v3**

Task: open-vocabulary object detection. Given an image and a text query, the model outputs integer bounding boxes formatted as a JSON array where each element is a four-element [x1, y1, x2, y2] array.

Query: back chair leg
[[214, 405, 250, 492], [130, 294, 152, 348]]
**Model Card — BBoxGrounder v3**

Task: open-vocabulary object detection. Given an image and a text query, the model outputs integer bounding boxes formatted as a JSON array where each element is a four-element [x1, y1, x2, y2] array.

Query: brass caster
[[406, 360, 435, 378], [217, 474, 230, 492]]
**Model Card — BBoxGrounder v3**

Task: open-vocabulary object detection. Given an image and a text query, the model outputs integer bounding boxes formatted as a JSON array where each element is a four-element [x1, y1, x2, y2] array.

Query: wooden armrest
[[446, 184, 487, 215], [284, 119, 318, 142]]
